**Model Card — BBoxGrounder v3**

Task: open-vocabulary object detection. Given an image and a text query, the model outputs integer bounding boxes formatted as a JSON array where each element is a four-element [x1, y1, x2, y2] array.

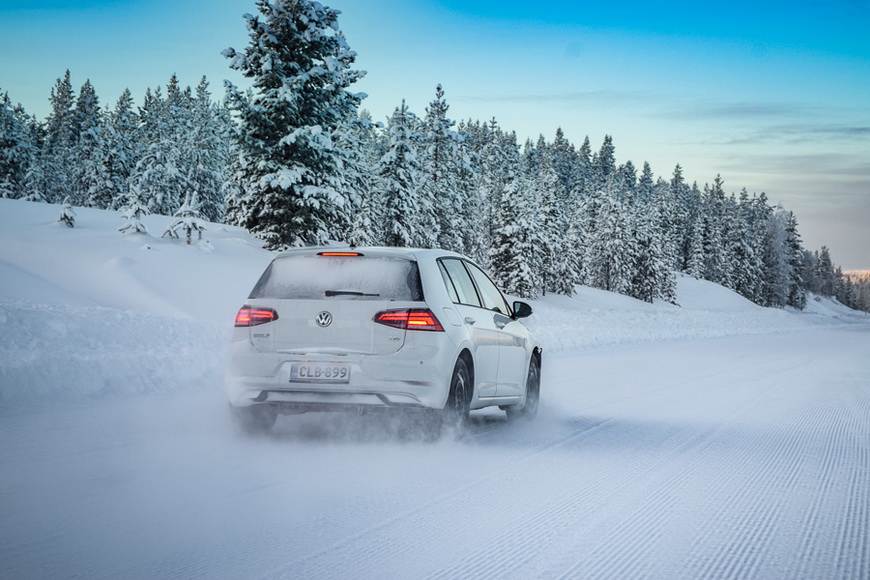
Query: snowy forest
[[1, 0, 867, 313]]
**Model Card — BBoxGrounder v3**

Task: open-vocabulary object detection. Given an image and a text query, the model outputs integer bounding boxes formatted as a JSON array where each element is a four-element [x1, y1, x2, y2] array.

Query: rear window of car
[[248, 255, 424, 301]]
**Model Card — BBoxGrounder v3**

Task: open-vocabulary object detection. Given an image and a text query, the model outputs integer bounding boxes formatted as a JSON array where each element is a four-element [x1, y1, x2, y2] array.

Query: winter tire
[[507, 355, 540, 421], [427, 358, 471, 440]]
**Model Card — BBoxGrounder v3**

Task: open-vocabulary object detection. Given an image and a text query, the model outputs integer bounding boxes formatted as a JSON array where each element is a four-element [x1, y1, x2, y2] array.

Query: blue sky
[[2, 0, 868, 269]]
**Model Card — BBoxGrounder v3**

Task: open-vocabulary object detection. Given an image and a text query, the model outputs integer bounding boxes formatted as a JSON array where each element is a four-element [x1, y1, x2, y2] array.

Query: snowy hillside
[[0, 197, 864, 411], [2, 198, 870, 580]]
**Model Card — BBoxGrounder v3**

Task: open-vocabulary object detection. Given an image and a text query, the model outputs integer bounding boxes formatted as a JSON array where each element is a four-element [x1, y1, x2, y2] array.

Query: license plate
[[289, 362, 350, 384]]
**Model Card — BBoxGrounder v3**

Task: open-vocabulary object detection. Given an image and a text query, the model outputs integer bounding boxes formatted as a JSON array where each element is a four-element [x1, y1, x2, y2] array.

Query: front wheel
[[507, 355, 540, 421]]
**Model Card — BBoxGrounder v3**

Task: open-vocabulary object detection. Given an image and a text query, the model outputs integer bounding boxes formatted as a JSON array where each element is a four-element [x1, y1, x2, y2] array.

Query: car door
[[438, 258, 499, 398], [462, 261, 530, 398]]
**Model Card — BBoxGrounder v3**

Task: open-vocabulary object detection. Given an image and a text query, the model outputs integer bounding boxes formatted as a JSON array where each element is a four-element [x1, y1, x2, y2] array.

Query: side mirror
[[512, 301, 533, 319]]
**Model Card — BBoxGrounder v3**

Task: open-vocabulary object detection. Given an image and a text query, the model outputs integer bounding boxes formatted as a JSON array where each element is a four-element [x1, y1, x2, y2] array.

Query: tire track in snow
[[422, 421, 708, 580], [536, 343, 842, 579], [414, 341, 820, 579], [552, 395, 788, 578], [790, 395, 864, 579], [256, 417, 618, 580], [678, 349, 870, 580]]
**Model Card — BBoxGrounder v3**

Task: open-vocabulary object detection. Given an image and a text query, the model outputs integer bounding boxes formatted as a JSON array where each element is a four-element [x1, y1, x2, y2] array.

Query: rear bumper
[[225, 344, 455, 411]]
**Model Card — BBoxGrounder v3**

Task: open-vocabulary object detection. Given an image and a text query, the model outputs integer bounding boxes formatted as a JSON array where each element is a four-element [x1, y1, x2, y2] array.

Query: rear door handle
[[464, 317, 476, 325]]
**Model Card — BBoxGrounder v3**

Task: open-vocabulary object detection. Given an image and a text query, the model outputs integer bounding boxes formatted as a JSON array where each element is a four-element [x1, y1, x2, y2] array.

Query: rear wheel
[[230, 405, 277, 435], [507, 355, 540, 420], [426, 358, 471, 440]]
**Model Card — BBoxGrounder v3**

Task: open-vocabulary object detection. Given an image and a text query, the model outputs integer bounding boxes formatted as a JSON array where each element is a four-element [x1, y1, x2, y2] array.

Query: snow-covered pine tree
[[590, 134, 616, 192], [798, 249, 819, 294], [650, 175, 679, 302], [423, 84, 464, 252], [104, 89, 139, 210], [223, 0, 364, 249], [450, 123, 478, 256], [532, 147, 564, 295], [574, 135, 593, 201], [23, 147, 49, 203], [490, 173, 539, 298], [630, 207, 660, 303], [730, 189, 765, 303], [631, 177, 677, 304], [42, 70, 76, 203], [322, 28, 368, 242], [377, 100, 429, 248], [617, 160, 638, 202], [0, 91, 33, 199], [599, 184, 636, 295], [187, 77, 229, 222], [582, 174, 635, 294], [221, 162, 248, 228], [761, 205, 793, 307], [784, 211, 806, 309], [57, 196, 76, 227], [118, 183, 150, 235], [700, 176, 733, 287], [131, 82, 188, 216], [669, 165, 695, 271], [163, 191, 206, 244], [685, 213, 706, 279], [834, 265, 857, 308], [475, 120, 518, 267], [71, 80, 107, 207], [338, 111, 379, 246], [815, 246, 836, 297], [549, 127, 579, 205], [636, 162, 655, 206]]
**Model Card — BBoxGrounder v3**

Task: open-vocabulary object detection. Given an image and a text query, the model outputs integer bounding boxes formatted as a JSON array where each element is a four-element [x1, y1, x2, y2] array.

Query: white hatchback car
[[225, 247, 541, 437]]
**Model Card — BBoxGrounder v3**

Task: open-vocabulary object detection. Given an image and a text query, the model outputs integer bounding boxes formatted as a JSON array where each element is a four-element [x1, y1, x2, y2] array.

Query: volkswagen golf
[[225, 247, 541, 438]]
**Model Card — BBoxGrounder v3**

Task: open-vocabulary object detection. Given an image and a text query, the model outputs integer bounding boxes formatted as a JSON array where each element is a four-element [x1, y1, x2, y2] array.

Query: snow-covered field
[[1, 198, 869, 579]]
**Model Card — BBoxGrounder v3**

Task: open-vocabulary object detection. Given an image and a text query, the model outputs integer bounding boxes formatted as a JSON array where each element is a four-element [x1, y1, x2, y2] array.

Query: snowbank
[[1, 198, 866, 410], [523, 274, 866, 352]]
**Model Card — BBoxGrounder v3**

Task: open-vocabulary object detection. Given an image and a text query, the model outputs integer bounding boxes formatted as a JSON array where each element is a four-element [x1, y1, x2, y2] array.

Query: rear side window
[[249, 256, 423, 301], [464, 261, 511, 315], [439, 259, 482, 308]]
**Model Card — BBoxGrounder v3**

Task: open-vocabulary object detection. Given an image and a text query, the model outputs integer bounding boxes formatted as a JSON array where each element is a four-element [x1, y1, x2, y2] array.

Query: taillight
[[234, 306, 279, 327], [317, 251, 364, 256], [374, 309, 444, 331]]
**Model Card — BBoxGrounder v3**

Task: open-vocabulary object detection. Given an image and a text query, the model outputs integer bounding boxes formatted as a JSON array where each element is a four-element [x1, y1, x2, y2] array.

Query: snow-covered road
[[2, 325, 868, 579]]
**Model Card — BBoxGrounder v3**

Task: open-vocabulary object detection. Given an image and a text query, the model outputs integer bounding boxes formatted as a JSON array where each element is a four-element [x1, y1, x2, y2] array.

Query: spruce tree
[[338, 111, 379, 246], [104, 89, 139, 210], [784, 211, 806, 309], [57, 196, 76, 228], [71, 80, 106, 207], [187, 77, 229, 222], [43, 70, 76, 203], [0, 91, 33, 199], [377, 100, 427, 247], [163, 191, 206, 244], [223, 0, 364, 249], [423, 84, 464, 252], [118, 184, 150, 235], [490, 174, 539, 298]]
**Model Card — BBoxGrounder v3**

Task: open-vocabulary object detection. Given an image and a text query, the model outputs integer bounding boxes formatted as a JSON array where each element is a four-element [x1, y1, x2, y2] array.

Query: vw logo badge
[[316, 311, 333, 328]]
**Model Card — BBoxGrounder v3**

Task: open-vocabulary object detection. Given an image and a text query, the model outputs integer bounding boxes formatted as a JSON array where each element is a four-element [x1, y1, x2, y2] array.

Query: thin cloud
[[452, 90, 655, 108], [705, 124, 870, 146]]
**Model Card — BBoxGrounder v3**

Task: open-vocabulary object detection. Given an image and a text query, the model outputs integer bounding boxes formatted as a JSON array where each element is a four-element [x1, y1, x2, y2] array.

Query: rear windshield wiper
[[325, 290, 381, 297]]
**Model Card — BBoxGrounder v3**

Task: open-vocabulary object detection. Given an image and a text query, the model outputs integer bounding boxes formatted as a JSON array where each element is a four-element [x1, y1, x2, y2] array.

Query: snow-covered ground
[[1, 198, 869, 579]]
